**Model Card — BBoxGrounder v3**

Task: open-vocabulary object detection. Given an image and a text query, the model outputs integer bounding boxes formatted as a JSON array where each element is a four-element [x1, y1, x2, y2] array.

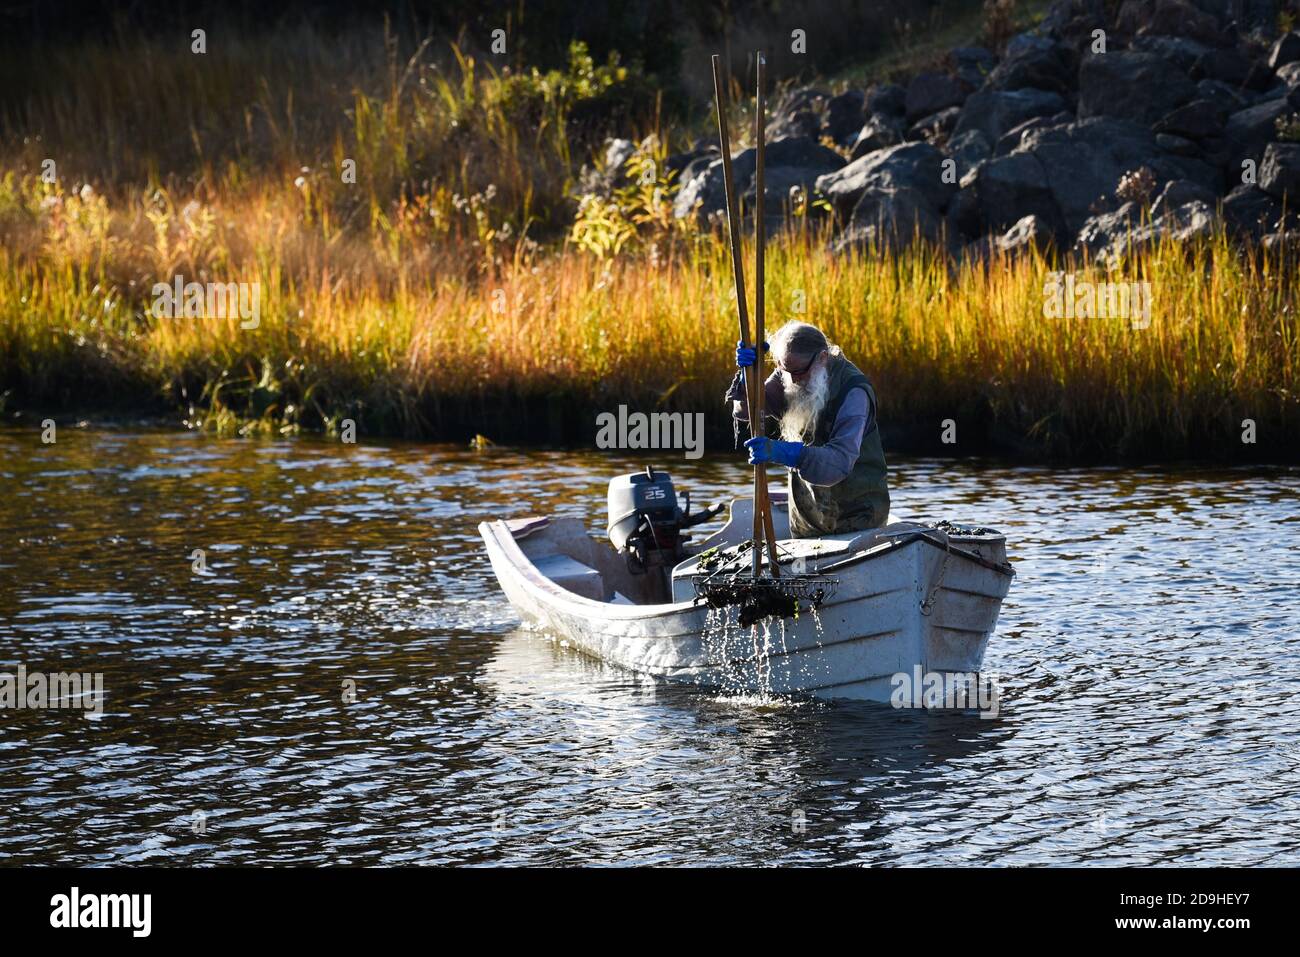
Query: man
[[726, 320, 890, 537]]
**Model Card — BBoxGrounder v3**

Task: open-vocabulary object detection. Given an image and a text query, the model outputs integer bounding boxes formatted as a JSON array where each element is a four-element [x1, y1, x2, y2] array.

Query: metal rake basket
[[691, 542, 837, 626]]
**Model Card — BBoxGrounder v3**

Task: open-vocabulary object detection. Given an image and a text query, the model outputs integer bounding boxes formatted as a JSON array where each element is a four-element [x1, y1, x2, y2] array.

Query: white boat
[[479, 468, 1015, 703]]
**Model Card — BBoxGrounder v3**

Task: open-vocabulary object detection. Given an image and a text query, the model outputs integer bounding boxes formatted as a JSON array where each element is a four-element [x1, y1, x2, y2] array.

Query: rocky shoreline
[[606, 0, 1300, 265]]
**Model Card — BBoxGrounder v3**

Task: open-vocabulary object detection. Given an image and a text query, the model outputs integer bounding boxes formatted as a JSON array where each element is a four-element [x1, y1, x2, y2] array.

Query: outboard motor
[[607, 467, 723, 578]]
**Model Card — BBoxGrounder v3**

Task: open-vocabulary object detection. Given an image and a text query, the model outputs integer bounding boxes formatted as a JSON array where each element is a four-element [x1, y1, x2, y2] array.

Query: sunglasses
[[777, 351, 823, 377]]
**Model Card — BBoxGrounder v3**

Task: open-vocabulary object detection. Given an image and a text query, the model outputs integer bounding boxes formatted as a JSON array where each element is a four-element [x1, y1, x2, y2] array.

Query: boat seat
[[533, 553, 605, 602]]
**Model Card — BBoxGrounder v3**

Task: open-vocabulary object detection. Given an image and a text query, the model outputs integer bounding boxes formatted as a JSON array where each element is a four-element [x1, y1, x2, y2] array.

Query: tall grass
[[0, 22, 1296, 459]]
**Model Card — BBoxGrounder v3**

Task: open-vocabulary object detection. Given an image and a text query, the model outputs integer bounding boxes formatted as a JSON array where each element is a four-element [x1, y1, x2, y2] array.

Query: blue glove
[[735, 340, 769, 368], [745, 437, 803, 468]]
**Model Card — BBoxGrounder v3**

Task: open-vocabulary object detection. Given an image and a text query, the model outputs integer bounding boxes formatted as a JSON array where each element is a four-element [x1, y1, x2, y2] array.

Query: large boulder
[[904, 72, 970, 121], [985, 33, 1074, 94], [865, 82, 906, 117], [1192, 48, 1274, 92], [1078, 52, 1197, 125], [765, 109, 821, 141], [1268, 32, 1300, 71], [814, 141, 954, 219], [949, 46, 997, 88], [673, 137, 845, 222], [1154, 99, 1228, 140], [997, 213, 1058, 254], [953, 87, 1068, 143], [824, 90, 866, 147], [830, 186, 945, 254], [1137, 0, 1225, 47], [966, 151, 1066, 237], [945, 183, 984, 239], [1150, 177, 1218, 218], [1075, 201, 1140, 257], [1224, 97, 1300, 172], [909, 106, 962, 142], [1017, 116, 1221, 235], [1131, 34, 1212, 72], [1075, 198, 1216, 264], [850, 115, 906, 160], [1260, 142, 1300, 202], [1195, 78, 1251, 114], [1222, 184, 1290, 239], [994, 113, 1072, 156], [946, 129, 993, 174]]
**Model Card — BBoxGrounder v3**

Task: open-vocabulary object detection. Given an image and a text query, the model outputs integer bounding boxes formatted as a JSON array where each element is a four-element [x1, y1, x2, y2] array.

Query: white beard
[[780, 363, 830, 442]]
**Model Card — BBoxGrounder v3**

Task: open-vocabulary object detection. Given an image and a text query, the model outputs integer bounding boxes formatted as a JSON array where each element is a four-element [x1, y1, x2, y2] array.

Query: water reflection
[[0, 425, 1297, 865]]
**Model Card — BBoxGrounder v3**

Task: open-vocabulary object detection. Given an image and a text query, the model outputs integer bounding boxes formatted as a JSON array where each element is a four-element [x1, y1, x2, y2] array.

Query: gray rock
[[1131, 34, 1212, 72], [1262, 229, 1300, 252], [1259, 142, 1300, 201], [766, 108, 821, 142], [830, 186, 944, 254], [1039, 0, 1108, 51], [1150, 177, 1218, 218], [1112, 199, 1217, 261], [865, 83, 906, 117], [576, 138, 638, 197], [825, 90, 866, 146], [949, 46, 997, 88], [993, 112, 1072, 156], [1155, 99, 1228, 139], [997, 213, 1058, 254], [908, 106, 962, 142], [1018, 116, 1221, 234], [945, 185, 984, 239], [1277, 62, 1300, 87], [1224, 98, 1298, 171], [1137, 0, 1225, 47], [1222, 184, 1288, 239], [1075, 201, 1140, 257], [814, 141, 954, 219], [665, 145, 717, 181], [1156, 133, 1201, 155], [1195, 78, 1250, 113], [968, 152, 1066, 236], [985, 33, 1074, 94], [673, 137, 845, 222], [947, 129, 993, 174], [1192, 48, 1274, 92], [904, 72, 970, 122], [1079, 52, 1197, 125], [850, 115, 906, 159], [1268, 32, 1300, 71], [952, 87, 1068, 144]]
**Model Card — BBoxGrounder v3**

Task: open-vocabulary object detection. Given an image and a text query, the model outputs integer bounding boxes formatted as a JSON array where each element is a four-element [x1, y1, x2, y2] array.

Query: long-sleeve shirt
[[725, 369, 873, 486]]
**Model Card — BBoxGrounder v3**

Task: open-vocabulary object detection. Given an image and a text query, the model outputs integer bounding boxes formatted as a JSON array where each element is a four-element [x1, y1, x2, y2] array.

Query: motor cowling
[[607, 467, 682, 564], [608, 467, 726, 576]]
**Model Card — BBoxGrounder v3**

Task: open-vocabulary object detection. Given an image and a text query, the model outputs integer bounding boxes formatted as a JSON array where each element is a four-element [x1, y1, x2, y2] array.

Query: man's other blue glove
[[744, 437, 803, 468], [735, 340, 769, 368]]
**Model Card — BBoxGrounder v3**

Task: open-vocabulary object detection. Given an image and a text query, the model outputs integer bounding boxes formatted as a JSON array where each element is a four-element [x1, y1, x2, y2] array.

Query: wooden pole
[[711, 54, 765, 579], [754, 53, 781, 578]]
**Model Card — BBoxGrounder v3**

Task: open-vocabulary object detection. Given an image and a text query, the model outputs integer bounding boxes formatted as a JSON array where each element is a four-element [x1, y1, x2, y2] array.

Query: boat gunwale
[[479, 518, 1012, 623]]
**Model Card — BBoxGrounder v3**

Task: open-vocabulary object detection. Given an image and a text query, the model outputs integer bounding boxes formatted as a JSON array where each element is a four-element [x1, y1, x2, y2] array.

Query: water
[[1, 425, 1298, 866]]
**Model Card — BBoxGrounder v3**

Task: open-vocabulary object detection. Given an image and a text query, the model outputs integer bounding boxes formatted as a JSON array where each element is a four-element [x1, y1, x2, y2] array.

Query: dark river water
[[1, 425, 1298, 866]]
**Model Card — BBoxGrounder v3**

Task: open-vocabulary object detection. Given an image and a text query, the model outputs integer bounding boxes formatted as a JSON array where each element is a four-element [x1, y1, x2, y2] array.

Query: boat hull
[[480, 517, 1013, 704]]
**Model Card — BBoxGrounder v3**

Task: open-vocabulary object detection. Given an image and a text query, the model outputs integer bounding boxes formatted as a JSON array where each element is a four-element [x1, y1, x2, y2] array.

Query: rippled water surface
[[1, 425, 1298, 866]]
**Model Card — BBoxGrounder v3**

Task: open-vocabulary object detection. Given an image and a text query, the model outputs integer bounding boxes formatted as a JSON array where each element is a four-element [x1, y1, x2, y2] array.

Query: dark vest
[[787, 354, 890, 538]]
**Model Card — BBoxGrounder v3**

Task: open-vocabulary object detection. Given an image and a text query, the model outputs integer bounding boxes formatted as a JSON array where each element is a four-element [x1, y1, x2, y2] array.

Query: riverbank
[[4, 223, 1297, 461], [2, 6, 1298, 462]]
